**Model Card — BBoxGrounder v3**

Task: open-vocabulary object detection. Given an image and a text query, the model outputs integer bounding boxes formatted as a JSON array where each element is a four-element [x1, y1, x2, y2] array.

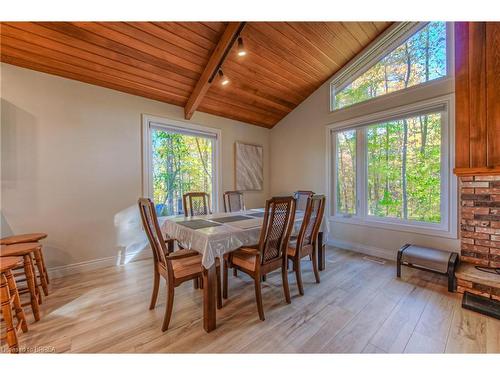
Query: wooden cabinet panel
[[487, 22, 500, 167], [455, 22, 470, 169], [468, 23, 488, 168], [454, 22, 500, 175]]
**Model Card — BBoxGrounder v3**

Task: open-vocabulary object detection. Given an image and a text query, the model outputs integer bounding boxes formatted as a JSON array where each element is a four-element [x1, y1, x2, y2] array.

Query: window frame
[[330, 21, 454, 112], [326, 94, 457, 239], [142, 114, 222, 215]]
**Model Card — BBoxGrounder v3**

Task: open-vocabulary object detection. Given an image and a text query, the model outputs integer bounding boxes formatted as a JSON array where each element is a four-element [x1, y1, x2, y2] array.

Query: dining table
[[160, 208, 325, 332]]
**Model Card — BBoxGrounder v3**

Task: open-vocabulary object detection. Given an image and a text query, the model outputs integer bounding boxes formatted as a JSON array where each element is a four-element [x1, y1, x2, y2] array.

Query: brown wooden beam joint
[[184, 22, 246, 120]]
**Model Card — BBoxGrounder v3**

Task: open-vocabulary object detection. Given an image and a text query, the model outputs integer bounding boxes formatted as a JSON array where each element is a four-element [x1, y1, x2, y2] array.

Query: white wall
[[270, 73, 460, 260], [1, 63, 270, 274]]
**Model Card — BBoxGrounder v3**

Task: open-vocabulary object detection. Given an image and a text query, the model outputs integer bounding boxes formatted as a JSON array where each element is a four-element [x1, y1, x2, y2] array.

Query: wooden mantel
[[454, 22, 500, 176]]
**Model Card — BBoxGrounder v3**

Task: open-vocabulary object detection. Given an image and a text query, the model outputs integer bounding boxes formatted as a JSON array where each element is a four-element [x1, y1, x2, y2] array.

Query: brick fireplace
[[456, 175, 500, 301]]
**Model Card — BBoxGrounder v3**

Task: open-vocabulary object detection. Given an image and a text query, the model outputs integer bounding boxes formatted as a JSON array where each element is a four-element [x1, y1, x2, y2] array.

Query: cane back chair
[[294, 190, 315, 211], [223, 196, 296, 321], [223, 191, 245, 213], [288, 195, 325, 295], [183, 192, 212, 217]]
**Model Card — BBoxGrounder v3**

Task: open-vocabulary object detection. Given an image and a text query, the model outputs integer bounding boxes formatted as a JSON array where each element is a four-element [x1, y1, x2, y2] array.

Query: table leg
[[202, 264, 217, 332], [318, 232, 326, 271]]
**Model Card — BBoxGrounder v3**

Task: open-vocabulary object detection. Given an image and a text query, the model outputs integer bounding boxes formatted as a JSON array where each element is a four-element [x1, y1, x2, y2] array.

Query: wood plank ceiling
[[0, 22, 391, 128]]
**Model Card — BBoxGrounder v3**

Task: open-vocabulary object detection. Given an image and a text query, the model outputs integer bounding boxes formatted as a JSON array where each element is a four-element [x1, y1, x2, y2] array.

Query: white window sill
[[329, 215, 457, 239]]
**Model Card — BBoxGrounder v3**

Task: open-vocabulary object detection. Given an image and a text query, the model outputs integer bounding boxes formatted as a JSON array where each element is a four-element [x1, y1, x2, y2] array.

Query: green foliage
[[334, 22, 445, 224], [334, 22, 447, 109], [336, 130, 356, 215], [366, 114, 441, 223], [152, 130, 213, 216]]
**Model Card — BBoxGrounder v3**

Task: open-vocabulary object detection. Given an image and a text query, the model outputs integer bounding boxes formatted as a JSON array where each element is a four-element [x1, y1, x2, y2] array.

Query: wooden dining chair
[[223, 191, 245, 213], [183, 192, 211, 217], [138, 198, 221, 331], [1, 257, 28, 353], [294, 190, 314, 211], [223, 196, 296, 321], [288, 195, 325, 296]]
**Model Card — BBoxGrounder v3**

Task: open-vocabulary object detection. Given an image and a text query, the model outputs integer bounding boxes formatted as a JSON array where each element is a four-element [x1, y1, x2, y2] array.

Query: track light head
[[218, 69, 229, 86], [237, 37, 247, 57]]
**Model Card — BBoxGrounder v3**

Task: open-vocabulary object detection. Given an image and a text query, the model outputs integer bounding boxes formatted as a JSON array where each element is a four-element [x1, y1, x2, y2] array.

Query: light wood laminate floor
[[5, 247, 500, 353]]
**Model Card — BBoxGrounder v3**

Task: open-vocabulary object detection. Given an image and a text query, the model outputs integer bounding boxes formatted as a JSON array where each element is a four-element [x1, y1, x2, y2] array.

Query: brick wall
[[460, 175, 500, 268], [457, 279, 500, 301]]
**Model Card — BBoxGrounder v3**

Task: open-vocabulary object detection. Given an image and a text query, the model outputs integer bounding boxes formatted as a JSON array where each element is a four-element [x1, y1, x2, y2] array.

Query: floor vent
[[363, 256, 386, 265]]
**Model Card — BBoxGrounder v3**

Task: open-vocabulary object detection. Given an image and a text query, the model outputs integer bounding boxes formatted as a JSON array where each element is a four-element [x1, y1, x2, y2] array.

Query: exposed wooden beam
[[184, 22, 245, 120]]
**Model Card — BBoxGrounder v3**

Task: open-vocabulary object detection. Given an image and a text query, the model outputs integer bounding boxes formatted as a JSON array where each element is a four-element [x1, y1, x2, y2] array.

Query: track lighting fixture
[[237, 37, 247, 57], [219, 69, 229, 86]]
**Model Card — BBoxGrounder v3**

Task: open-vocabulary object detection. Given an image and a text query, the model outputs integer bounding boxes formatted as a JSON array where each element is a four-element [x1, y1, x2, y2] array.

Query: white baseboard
[[48, 249, 152, 280], [327, 237, 396, 262]]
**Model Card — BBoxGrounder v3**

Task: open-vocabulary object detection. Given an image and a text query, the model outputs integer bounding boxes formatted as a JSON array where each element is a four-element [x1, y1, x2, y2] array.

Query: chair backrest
[[295, 195, 326, 250], [138, 198, 168, 268], [257, 196, 296, 264], [183, 192, 211, 217], [223, 191, 245, 213], [294, 190, 315, 211]]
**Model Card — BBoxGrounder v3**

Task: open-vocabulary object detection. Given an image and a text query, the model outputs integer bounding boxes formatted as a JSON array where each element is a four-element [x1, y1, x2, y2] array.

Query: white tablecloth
[[160, 209, 303, 269]]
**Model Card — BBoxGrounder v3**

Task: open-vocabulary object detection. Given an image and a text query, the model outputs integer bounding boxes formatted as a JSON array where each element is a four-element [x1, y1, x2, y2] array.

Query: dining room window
[[331, 22, 450, 111], [142, 115, 221, 216], [329, 94, 455, 237]]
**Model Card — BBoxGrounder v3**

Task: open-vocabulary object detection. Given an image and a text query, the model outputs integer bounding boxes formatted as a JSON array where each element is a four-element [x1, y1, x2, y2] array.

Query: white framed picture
[[235, 142, 263, 191]]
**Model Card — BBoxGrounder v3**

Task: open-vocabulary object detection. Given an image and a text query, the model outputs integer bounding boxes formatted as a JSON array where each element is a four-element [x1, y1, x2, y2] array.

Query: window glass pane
[[367, 123, 403, 219], [336, 130, 356, 215], [152, 129, 213, 216], [366, 112, 441, 223], [406, 113, 441, 222], [334, 22, 447, 110]]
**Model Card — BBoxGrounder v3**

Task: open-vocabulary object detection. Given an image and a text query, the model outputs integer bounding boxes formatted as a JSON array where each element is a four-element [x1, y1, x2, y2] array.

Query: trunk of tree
[[402, 119, 409, 220], [385, 126, 390, 216], [420, 29, 430, 155], [338, 141, 348, 213], [384, 63, 389, 93], [419, 115, 428, 155]]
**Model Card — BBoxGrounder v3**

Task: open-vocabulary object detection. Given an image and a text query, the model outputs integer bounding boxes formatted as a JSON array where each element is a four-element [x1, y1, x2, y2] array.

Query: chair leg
[[311, 248, 320, 284], [281, 262, 291, 304], [216, 266, 222, 309], [38, 248, 50, 284], [193, 278, 199, 289], [199, 276, 204, 289], [23, 255, 40, 321], [262, 275, 266, 282], [223, 259, 228, 299], [233, 268, 237, 277], [6, 270, 27, 333], [162, 281, 175, 331], [149, 269, 160, 310], [1, 272, 19, 353], [33, 249, 49, 296], [294, 258, 304, 296], [254, 275, 265, 321]]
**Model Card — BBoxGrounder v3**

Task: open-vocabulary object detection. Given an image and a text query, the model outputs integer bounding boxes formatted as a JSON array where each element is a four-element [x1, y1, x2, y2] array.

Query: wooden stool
[[1, 257, 28, 353], [0, 233, 49, 284], [0, 244, 44, 321]]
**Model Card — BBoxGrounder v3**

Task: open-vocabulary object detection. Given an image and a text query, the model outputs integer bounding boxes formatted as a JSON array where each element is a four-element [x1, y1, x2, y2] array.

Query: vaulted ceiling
[[0, 22, 391, 128]]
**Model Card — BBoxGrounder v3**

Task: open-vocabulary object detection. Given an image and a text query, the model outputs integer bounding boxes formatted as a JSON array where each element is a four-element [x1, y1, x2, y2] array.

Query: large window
[[328, 22, 455, 237], [330, 96, 454, 235], [332, 22, 448, 110], [143, 116, 220, 216]]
